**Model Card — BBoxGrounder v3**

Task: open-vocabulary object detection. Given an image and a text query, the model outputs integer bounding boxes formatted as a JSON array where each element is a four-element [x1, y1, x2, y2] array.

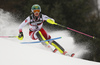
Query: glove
[[18, 32, 24, 40], [47, 19, 57, 25]]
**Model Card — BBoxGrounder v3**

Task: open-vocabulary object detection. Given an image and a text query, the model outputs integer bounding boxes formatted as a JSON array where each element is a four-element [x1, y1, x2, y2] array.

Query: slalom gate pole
[[55, 23, 96, 39]]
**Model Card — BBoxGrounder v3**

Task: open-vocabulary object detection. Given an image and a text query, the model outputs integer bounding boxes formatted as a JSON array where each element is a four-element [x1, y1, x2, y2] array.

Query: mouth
[[34, 12, 39, 16], [36, 13, 38, 15]]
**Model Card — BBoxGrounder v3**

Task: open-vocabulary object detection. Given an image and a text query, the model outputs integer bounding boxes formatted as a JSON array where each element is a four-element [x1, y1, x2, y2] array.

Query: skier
[[18, 4, 74, 57]]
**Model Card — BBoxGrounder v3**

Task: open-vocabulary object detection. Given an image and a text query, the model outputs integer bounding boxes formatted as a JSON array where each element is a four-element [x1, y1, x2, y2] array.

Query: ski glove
[[18, 32, 24, 40], [47, 19, 57, 25]]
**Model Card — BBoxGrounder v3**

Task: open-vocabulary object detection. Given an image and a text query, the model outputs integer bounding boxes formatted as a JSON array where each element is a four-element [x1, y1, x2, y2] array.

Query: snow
[[0, 9, 100, 65], [0, 38, 100, 65]]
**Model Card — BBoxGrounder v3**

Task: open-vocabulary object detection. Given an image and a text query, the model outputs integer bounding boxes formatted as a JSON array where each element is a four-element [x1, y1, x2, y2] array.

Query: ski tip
[[71, 53, 75, 57]]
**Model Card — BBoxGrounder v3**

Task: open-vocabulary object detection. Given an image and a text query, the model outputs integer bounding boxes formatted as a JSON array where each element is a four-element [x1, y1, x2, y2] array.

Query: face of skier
[[33, 10, 40, 17], [34, 12, 39, 17]]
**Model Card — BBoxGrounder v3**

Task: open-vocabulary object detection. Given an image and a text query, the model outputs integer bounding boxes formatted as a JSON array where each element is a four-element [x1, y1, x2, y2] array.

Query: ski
[[21, 37, 62, 44], [65, 53, 75, 57], [63, 51, 75, 57], [71, 53, 75, 57]]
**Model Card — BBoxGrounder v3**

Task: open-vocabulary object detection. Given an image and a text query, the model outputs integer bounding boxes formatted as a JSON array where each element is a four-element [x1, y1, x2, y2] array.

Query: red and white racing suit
[[19, 14, 54, 40], [18, 14, 71, 56]]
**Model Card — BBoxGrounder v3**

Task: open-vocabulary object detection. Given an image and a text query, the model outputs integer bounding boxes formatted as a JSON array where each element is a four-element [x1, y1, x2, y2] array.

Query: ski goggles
[[33, 10, 40, 13]]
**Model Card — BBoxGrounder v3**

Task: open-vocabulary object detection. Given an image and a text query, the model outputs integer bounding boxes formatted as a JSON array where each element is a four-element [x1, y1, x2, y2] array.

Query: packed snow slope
[[0, 38, 100, 65], [0, 9, 100, 65]]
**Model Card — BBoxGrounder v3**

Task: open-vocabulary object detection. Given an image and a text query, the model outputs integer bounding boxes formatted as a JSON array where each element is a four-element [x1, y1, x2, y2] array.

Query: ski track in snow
[[0, 9, 90, 59]]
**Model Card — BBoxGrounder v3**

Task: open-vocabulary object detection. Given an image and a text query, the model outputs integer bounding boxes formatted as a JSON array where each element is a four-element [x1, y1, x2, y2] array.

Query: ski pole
[[57, 23, 95, 39], [47, 19, 96, 39], [0, 36, 18, 38]]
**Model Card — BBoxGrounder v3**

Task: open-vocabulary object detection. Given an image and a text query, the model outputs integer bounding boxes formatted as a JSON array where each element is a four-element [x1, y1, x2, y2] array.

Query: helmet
[[31, 4, 41, 13]]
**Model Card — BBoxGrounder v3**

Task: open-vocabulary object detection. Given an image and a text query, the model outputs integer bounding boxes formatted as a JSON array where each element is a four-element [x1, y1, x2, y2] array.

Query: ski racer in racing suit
[[18, 4, 74, 57]]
